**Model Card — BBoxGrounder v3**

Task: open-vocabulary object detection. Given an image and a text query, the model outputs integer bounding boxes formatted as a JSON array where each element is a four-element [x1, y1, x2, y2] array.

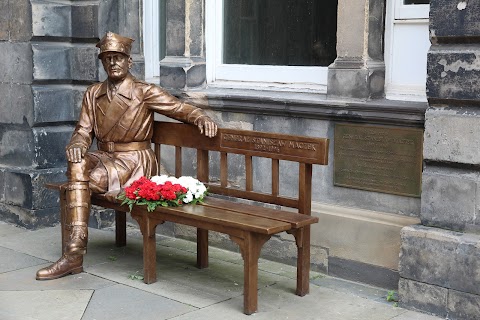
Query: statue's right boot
[[36, 254, 83, 280], [64, 182, 91, 255]]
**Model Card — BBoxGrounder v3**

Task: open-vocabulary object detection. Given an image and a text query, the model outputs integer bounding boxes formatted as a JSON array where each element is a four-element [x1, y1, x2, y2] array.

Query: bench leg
[[293, 226, 311, 296], [230, 233, 270, 315], [131, 212, 160, 284], [115, 210, 127, 247], [197, 228, 208, 269]]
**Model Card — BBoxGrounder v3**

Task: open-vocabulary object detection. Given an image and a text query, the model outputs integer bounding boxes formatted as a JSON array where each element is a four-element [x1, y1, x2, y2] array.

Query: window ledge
[[175, 87, 427, 128]]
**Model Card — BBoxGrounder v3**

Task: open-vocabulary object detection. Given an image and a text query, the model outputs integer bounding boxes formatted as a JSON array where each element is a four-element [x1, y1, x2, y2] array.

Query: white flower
[[183, 191, 194, 203]]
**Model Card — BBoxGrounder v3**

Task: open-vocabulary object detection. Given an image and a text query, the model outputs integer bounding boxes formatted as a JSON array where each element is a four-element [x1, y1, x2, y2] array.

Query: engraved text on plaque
[[334, 124, 423, 197]]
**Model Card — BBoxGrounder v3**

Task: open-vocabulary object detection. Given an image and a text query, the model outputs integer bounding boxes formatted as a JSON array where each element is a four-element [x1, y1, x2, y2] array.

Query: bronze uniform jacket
[[68, 73, 207, 193]]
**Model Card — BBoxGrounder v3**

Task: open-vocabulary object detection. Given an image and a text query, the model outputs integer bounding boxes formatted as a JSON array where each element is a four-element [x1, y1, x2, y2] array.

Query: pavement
[[0, 221, 442, 320]]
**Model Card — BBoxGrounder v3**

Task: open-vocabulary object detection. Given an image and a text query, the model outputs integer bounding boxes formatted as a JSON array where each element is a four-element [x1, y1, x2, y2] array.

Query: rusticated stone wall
[[0, 0, 143, 228], [398, 1, 480, 318]]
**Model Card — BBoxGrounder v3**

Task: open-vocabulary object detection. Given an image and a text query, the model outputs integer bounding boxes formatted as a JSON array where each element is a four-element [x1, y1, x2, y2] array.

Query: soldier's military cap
[[96, 32, 134, 58]]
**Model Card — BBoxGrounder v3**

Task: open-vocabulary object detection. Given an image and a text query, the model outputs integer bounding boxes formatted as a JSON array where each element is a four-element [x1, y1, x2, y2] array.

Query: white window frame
[[143, 0, 160, 83], [205, 0, 328, 93], [395, 1, 430, 20], [384, 0, 430, 102]]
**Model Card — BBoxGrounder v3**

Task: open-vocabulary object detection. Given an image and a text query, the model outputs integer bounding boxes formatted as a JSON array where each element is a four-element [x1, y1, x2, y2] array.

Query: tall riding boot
[[64, 182, 91, 255], [36, 254, 83, 280]]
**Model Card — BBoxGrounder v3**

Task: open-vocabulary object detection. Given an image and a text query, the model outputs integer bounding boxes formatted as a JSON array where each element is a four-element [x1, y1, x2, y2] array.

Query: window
[[143, 0, 166, 82], [206, 0, 337, 92], [385, 0, 430, 101]]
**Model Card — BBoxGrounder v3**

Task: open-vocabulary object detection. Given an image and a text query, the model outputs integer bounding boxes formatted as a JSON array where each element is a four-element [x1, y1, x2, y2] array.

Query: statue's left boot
[[36, 254, 83, 280]]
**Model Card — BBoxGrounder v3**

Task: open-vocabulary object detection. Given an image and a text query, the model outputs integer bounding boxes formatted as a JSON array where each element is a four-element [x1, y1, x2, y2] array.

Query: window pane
[[223, 0, 337, 67], [404, 0, 429, 4]]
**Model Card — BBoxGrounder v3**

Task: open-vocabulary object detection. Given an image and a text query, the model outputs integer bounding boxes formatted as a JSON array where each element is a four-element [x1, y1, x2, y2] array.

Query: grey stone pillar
[[0, 0, 143, 229], [399, 1, 480, 318], [160, 0, 206, 90], [327, 0, 385, 99]]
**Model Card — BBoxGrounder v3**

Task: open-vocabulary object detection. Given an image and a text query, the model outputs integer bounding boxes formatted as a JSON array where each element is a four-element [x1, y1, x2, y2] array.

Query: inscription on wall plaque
[[334, 124, 423, 197]]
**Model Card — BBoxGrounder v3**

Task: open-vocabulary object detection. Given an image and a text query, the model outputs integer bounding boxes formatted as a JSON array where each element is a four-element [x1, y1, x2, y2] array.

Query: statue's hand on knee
[[66, 145, 87, 163]]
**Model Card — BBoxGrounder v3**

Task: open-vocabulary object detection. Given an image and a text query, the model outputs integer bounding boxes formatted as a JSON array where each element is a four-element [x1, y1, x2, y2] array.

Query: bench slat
[[91, 195, 291, 235], [202, 197, 318, 228], [206, 185, 299, 208]]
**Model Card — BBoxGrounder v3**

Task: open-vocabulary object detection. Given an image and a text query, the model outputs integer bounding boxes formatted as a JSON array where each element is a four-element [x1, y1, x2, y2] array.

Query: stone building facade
[[0, 1, 478, 318]]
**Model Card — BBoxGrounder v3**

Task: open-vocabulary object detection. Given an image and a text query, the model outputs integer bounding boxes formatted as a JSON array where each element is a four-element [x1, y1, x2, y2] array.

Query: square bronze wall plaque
[[334, 123, 423, 197]]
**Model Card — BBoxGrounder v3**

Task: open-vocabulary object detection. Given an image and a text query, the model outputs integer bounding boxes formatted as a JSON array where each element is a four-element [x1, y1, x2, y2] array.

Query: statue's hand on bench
[[195, 116, 218, 138]]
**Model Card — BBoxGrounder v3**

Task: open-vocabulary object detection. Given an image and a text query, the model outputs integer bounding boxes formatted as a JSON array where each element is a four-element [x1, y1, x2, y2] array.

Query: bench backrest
[[152, 121, 329, 215]]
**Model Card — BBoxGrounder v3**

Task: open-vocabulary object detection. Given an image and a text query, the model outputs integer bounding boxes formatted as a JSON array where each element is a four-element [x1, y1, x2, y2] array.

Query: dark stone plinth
[[399, 225, 480, 296], [399, 278, 448, 317]]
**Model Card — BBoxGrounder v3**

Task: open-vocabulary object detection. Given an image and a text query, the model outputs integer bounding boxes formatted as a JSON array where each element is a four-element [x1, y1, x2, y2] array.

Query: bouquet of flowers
[[117, 175, 208, 212]]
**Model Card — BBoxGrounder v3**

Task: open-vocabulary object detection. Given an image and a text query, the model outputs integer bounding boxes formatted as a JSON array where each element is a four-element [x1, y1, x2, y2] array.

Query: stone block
[[0, 170, 5, 202], [447, 289, 480, 320], [430, 0, 480, 39], [32, 85, 76, 125], [424, 107, 480, 165], [427, 46, 480, 102], [33, 126, 73, 169], [327, 66, 384, 99], [118, 0, 142, 55], [0, 42, 33, 83], [130, 57, 145, 80], [70, 45, 99, 81], [398, 278, 448, 318], [32, 44, 70, 81], [399, 225, 480, 296], [2, 167, 65, 210], [0, 0, 9, 40], [421, 167, 476, 230], [71, 4, 99, 38], [166, 0, 186, 56], [186, 0, 204, 56], [10, 0, 32, 41], [97, 0, 119, 37], [0, 202, 59, 229], [186, 64, 206, 88], [0, 126, 34, 167], [32, 1, 71, 37], [160, 65, 186, 90], [0, 83, 33, 125]]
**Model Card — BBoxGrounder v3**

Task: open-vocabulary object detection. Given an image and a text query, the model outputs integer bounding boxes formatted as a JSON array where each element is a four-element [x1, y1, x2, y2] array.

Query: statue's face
[[100, 52, 132, 82]]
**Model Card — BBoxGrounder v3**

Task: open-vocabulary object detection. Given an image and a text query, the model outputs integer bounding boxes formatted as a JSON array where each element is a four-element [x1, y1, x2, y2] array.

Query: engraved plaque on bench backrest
[[334, 124, 423, 197], [219, 130, 329, 165]]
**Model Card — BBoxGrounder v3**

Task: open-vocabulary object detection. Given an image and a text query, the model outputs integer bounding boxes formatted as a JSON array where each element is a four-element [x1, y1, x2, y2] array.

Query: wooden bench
[[47, 121, 329, 314]]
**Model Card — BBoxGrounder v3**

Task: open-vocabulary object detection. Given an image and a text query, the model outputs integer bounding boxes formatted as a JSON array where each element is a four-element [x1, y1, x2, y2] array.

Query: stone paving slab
[[0, 223, 443, 320], [0, 289, 92, 320], [82, 284, 196, 320], [0, 264, 115, 291], [85, 246, 281, 308], [0, 221, 27, 238], [0, 246, 47, 273], [171, 278, 406, 320]]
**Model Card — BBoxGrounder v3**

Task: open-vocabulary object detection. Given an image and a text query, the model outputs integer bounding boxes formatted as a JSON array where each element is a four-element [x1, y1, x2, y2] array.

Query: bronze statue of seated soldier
[[36, 32, 218, 280]]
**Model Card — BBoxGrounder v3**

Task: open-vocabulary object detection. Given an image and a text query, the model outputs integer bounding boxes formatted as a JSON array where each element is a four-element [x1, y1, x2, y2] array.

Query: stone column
[[327, 0, 385, 99], [0, 0, 143, 229], [160, 0, 206, 90], [398, 1, 480, 318]]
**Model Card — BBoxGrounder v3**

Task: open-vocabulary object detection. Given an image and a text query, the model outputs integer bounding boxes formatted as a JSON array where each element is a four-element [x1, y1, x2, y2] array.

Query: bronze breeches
[[66, 148, 158, 194]]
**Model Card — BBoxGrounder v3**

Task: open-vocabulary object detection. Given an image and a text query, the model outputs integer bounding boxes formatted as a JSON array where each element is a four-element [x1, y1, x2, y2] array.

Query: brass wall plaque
[[334, 124, 423, 197]]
